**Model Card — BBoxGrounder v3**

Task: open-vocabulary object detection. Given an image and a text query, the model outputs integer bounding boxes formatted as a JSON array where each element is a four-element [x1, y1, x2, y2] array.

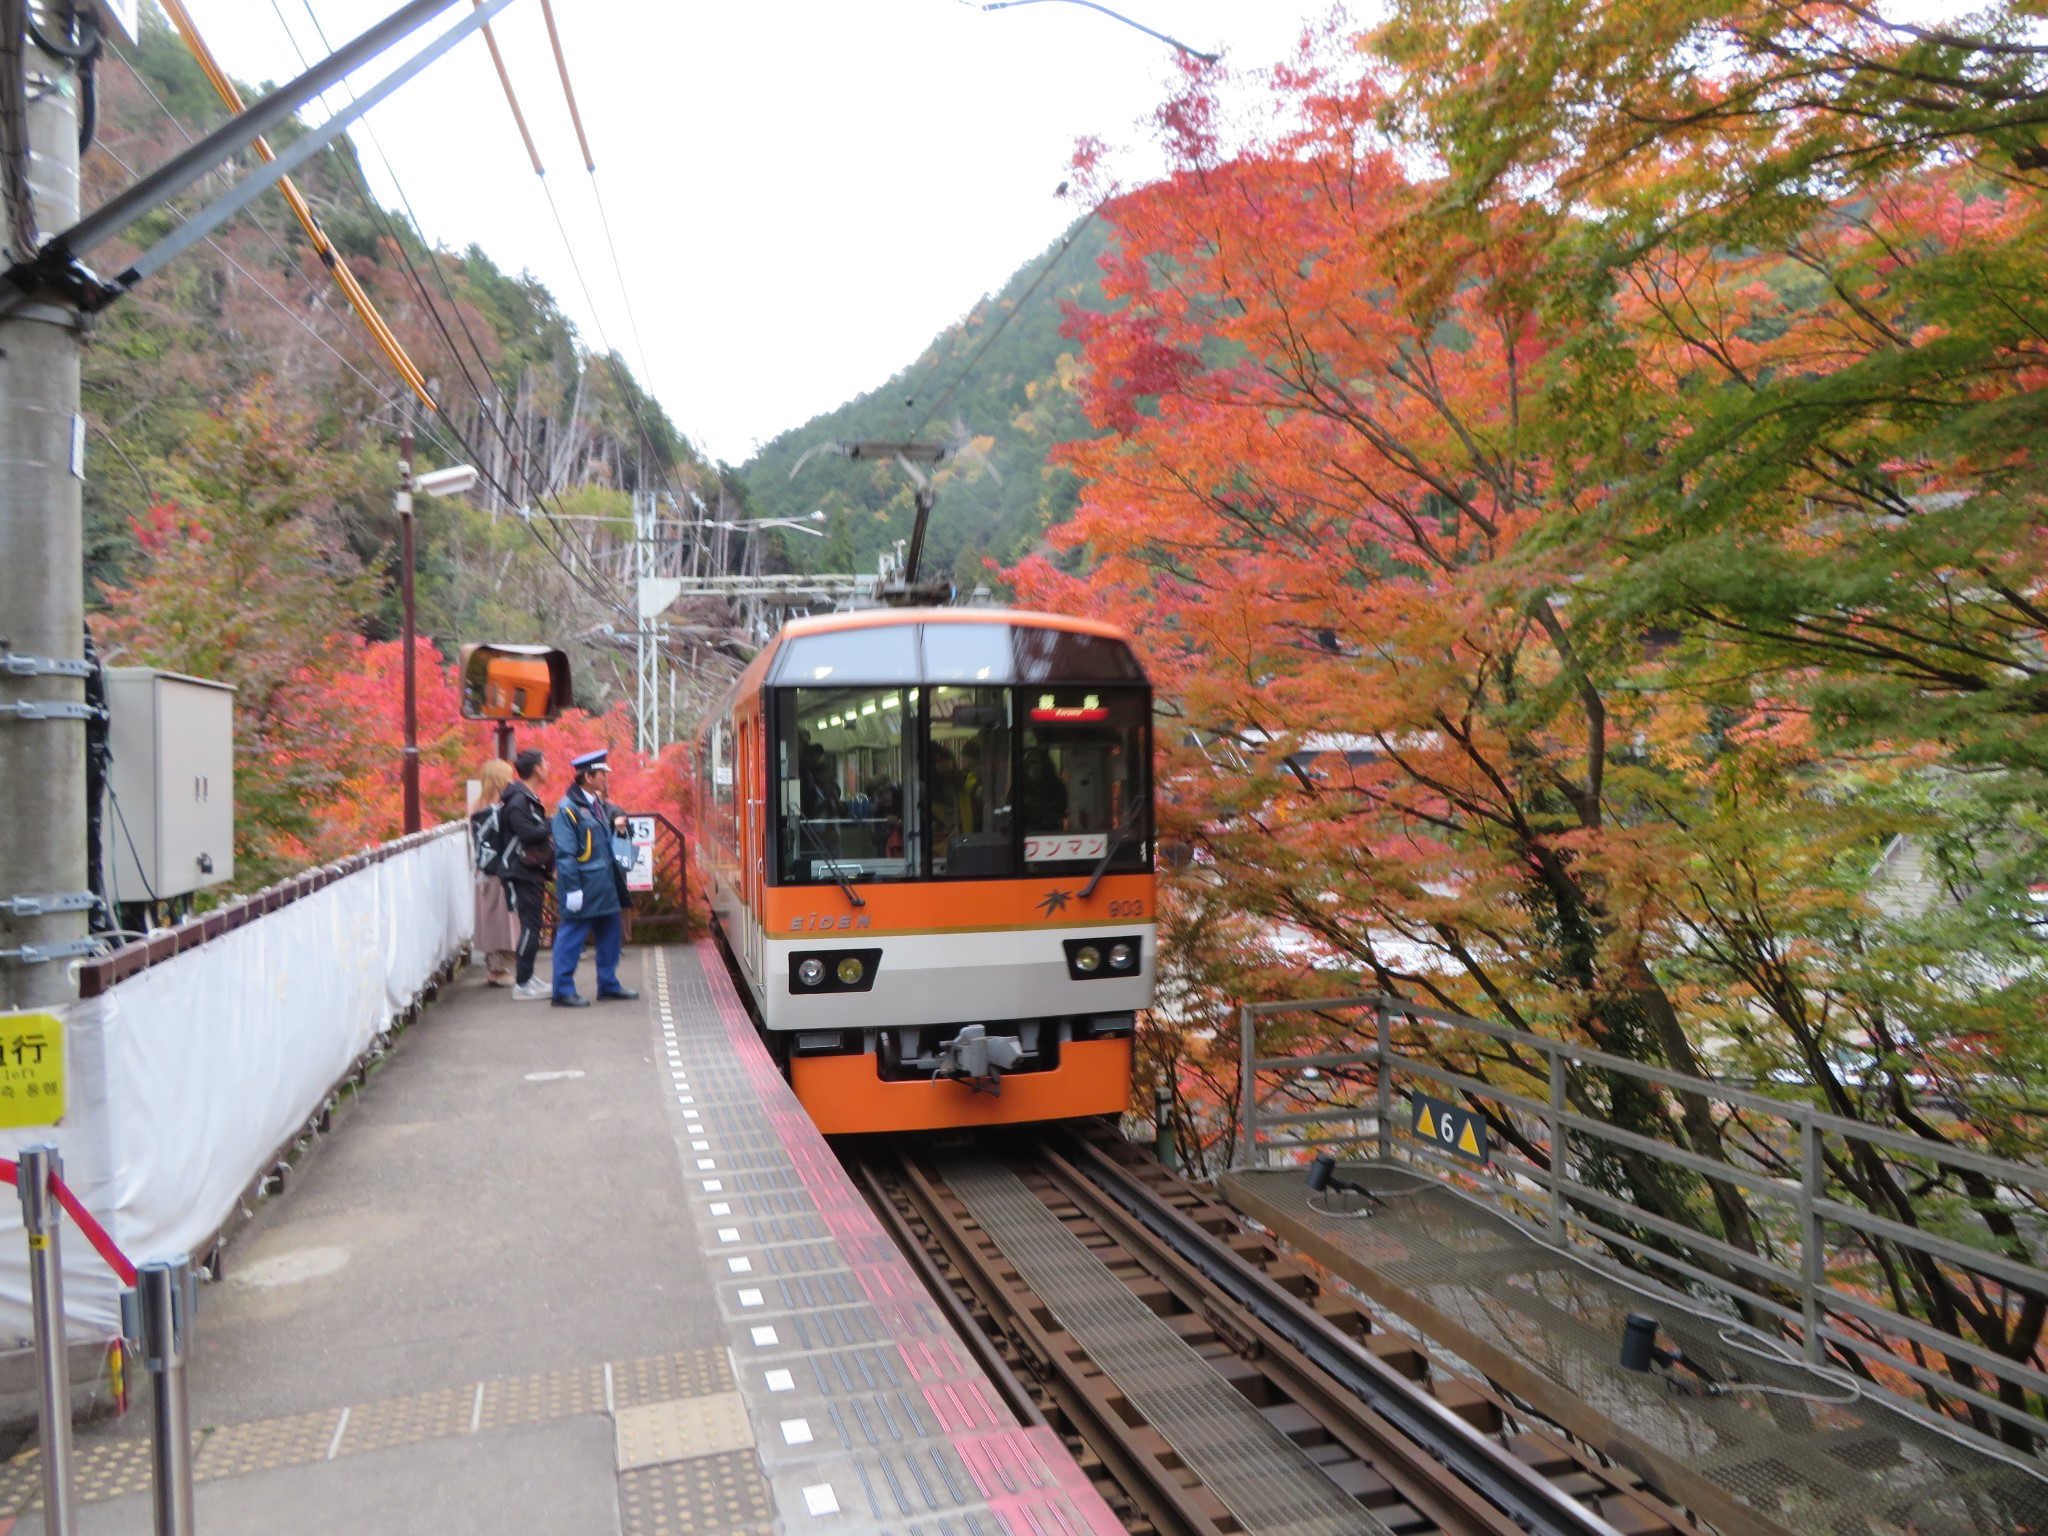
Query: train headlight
[[836, 956, 866, 986], [797, 958, 826, 988], [1064, 934, 1143, 981]]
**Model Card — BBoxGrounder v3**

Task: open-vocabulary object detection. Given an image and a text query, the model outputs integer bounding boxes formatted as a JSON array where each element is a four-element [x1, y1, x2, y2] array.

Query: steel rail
[[1058, 1133, 1631, 1536], [849, 1155, 1048, 1431], [877, 1147, 1209, 1536], [1034, 1143, 1528, 1536]]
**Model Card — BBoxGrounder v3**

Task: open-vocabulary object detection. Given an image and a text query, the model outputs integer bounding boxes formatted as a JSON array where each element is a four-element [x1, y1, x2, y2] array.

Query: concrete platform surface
[[0, 941, 1121, 1536], [3, 943, 725, 1535]]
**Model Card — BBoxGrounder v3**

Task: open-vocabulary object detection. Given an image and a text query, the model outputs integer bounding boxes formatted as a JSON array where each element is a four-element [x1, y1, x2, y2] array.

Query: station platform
[[1226, 1162, 2048, 1536], [0, 941, 1120, 1535]]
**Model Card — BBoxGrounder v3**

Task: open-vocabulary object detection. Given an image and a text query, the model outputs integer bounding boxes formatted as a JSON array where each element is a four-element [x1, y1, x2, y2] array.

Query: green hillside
[[736, 217, 1113, 592], [79, 6, 722, 715]]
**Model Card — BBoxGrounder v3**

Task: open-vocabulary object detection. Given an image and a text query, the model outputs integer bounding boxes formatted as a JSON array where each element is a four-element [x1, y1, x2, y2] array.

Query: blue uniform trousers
[[552, 911, 624, 1000]]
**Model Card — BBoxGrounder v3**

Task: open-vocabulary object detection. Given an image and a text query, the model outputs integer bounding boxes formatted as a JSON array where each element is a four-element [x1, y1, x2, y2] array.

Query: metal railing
[[1237, 993, 2048, 1449]]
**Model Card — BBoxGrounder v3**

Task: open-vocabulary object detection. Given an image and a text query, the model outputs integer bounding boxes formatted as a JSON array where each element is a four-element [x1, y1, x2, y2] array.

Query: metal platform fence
[[539, 808, 692, 945], [1235, 993, 2048, 1452]]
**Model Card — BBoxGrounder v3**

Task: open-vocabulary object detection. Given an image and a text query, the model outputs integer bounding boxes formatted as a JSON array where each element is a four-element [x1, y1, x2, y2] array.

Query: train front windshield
[[770, 631, 1150, 886]]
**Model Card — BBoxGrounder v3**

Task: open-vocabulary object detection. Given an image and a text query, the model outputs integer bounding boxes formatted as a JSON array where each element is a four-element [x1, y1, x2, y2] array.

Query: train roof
[[726, 608, 1146, 701], [775, 607, 1129, 641]]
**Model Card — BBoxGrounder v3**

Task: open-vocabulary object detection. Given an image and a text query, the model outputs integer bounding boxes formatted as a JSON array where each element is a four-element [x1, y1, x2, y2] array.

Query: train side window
[[710, 718, 736, 849], [772, 687, 922, 885], [929, 686, 1014, 880]]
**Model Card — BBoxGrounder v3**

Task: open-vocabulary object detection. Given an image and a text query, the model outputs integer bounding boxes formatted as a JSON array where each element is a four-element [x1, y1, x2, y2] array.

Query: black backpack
[[471, 802, 512, 877]]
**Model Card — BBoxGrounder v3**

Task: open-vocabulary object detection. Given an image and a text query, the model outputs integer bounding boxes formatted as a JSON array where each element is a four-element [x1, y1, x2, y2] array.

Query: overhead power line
[[155, 0, 433, 406], [907, 209, 1098, 439], [463, 17, 693, 519], [531, 0, 667, 464], [92, 142, 404, 413], [277, 0, 629, 607]]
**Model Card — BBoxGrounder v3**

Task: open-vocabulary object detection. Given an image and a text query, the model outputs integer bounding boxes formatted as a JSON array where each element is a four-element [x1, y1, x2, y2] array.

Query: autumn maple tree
[[1015, 2, 2048, 1439], [93, 389, 700, 895]]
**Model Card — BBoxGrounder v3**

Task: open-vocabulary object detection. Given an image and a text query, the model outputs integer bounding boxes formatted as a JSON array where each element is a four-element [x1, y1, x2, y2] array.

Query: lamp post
[[395, 437, 478, 833]]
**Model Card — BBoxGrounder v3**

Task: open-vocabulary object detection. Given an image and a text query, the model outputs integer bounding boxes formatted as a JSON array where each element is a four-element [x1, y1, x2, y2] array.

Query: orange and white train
[[695, 608, 1154, 1134]]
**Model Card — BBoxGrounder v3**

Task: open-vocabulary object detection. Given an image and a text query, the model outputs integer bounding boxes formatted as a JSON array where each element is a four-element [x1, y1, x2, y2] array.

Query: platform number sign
[[1410, 1090, 1487, 1166], [0, 1012, 65, 1129], [625, 816, 657, 893]]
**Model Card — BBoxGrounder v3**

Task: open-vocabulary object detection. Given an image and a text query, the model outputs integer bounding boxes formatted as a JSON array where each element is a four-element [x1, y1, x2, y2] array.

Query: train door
[[738, 711, 764, 982]]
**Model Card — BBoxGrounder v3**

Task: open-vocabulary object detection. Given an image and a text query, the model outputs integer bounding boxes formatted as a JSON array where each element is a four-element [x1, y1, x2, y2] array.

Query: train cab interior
[[764, 620, 1152, 888]]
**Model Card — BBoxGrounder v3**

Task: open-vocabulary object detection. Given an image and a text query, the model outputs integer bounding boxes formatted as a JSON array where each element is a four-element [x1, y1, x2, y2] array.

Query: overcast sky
[[180, 1, 1343, 465]]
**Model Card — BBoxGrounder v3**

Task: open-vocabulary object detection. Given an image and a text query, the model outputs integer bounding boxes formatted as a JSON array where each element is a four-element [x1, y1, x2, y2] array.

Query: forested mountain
[[84, 7, 708, 686], [735, 216, 1113, 591], [79, 5, 714, 882]]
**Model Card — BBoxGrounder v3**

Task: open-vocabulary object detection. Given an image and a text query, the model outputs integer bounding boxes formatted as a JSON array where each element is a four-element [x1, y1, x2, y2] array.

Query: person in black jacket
[[501, 749, 555, 1000]]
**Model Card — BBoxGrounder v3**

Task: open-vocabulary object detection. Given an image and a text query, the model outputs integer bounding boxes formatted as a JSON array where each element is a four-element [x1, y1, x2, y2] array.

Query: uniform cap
[[571, 749, 610, 772]]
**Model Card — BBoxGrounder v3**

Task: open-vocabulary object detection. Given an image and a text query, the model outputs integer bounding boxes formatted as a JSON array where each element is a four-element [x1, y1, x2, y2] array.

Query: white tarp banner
[[0, 824, 474, 1344]]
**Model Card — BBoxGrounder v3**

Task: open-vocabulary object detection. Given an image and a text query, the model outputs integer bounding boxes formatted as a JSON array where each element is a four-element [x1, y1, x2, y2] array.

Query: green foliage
[[94, 392, 380, 884], [736, 217, 1114, 586], [81, 15, 709, 725]]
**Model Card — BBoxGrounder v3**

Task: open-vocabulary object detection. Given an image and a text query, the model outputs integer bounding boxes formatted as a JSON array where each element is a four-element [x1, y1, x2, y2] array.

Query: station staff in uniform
[[550, 749, 639, 1008]]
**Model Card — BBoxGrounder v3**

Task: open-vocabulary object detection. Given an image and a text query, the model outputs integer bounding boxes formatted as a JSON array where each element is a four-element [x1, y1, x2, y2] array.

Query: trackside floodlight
[[1305, 1151, 1382, 1214], [414, 464, 478, 497], [460, 643, 572, 721]]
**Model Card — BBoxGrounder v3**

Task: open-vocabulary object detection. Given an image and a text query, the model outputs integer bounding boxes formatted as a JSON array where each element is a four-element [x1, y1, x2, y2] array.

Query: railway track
[[851, 1128, 1698, 1536]]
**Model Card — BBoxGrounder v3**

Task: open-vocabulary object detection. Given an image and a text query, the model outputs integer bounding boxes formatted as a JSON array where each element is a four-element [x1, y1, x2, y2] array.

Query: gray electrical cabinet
[[105, 668, 236, 902]]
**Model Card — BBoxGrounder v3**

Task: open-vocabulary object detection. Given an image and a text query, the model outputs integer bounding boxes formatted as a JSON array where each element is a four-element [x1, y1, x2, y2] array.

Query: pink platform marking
[[694, 943, 1124, 1535]]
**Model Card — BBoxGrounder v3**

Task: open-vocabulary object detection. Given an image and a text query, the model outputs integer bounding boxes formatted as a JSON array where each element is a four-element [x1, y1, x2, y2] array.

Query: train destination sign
[[1409, 1089, 1487, 1166]]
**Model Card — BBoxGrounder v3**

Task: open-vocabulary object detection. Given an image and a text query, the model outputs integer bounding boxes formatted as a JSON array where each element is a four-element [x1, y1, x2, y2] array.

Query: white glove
[[564, 889, 583, 915]]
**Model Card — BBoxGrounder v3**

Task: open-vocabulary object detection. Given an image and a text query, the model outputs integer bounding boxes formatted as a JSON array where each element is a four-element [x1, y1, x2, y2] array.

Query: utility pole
[[0, 5, 90, 1006], [397, 423, 420, 833]]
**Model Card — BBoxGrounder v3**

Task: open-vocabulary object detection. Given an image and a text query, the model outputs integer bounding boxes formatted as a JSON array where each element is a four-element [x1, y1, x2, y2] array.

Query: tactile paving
[[612, 1348, 738, 1410], [618, 1447, 774, 1536], [0, 1435, 155, 1511], [337, 1384, 475, 1456], [476, 1363, 607, 1429], [614, 1392, 756, 1470], [0, 1346, 738, 1517], [946, 1158, 1391, 1536], [192, 1407, 343, 1479]]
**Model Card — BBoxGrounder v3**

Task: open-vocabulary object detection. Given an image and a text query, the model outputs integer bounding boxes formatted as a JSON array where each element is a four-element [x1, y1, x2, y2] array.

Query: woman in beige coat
[[471, 757, 521, 984]]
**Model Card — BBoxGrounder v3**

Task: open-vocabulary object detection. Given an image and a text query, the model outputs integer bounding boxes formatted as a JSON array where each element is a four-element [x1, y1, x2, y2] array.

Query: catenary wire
[[421, 0, 692, 524], [515, 99, 694, 518], [98, 39, 480, 473], [527, 0, 680, 493], [107, 134, 588, 607], [281, 0, 674, 595], [907, 208, 1098, 440], [275, 0, 628, 602], [92, 141, 408, 411]]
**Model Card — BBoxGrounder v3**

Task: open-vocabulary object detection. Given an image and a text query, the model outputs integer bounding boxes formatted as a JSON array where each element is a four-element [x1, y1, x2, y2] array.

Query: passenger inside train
[[772, 677, 1147, 885]]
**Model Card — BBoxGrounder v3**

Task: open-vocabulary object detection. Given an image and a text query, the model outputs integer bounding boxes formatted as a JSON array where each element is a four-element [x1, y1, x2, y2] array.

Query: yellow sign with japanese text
[[0, 1013, 65, 1129]]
